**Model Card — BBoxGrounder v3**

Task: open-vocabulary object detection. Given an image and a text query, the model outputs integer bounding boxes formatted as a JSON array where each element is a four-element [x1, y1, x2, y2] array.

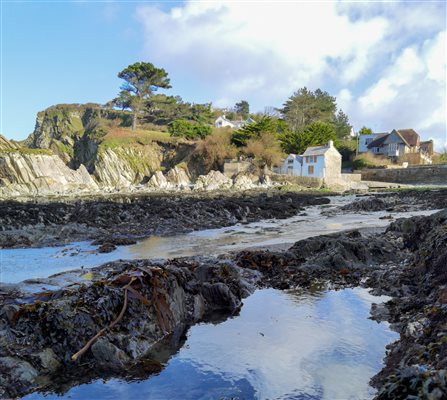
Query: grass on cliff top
[[0, 147, 53, 156], [99, 128, 179, 149]]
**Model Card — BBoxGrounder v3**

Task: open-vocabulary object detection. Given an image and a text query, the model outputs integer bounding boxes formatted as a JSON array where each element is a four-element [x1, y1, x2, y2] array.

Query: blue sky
[[1, 1, 446, 149]]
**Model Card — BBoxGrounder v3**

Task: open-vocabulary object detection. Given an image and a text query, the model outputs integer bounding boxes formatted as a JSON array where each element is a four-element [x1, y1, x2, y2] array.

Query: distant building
[[277, 141, 342, 180], [358, 128, 432, 164], [278, 154, 303, 176], [302, 141, 342, 180], [214, 115, 255, 129]]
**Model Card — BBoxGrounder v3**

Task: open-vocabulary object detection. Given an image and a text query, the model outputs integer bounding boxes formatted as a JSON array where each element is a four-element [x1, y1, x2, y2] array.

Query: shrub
[[195, 128, 237, 170], [168, 119, 211, 140]]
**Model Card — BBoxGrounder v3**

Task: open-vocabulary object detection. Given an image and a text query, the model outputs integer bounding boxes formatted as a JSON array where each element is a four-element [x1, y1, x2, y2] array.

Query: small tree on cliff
[[117, 62, 171, 130]]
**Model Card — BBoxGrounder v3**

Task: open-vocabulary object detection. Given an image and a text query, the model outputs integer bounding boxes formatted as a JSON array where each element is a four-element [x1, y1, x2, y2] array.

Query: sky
[[1, 0, 446, 150]]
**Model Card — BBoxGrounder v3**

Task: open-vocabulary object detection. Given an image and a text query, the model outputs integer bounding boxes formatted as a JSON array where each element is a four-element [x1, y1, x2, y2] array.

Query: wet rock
[[35, 348, 61, 372], [91, 337, 131, 369], [97, 243, 117, 253]]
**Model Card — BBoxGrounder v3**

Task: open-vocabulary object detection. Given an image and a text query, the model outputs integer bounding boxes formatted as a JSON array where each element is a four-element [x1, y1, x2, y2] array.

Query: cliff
[[0, 104, 261, 198], [0, 135, 98, 197]]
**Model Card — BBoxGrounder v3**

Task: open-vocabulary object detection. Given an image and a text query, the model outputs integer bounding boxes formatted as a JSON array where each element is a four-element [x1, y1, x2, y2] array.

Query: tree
[[112, 90, 132, 111], [244, 131, 284, 167], [234, 100, 250, 119], [231, 116, 288, 147], [118, 62, 171, 130], [333, 110, 352, 139], [358, 126, 373, 135], [168, 119, 211, 140], [278, 121, 337, 154], [280, 87, 337, 132]]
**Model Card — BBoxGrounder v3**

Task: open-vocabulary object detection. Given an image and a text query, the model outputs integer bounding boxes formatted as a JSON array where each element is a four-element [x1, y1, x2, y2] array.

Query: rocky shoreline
[[0, 189, 331, 249], [1, 188, 446, 398]]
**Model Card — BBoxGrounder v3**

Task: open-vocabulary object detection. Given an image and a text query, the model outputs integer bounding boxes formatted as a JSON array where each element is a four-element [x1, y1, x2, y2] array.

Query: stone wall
[[270, 173, 323, 188], [357, 164, 447, 184]]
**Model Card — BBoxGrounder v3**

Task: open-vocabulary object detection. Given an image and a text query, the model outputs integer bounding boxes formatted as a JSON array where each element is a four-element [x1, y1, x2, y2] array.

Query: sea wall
[[357, 164, 447, 184]]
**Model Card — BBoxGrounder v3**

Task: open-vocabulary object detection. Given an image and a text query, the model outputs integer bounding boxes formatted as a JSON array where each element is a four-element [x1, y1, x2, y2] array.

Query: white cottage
[[278, 154, 303, 176], [214, 115, 255, 129], [301, 141, 342, 180]]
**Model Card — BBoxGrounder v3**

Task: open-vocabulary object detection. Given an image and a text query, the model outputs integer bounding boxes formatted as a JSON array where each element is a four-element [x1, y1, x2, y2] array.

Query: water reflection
[[0, 204, 440, 283], [24, 288, 398, 400]]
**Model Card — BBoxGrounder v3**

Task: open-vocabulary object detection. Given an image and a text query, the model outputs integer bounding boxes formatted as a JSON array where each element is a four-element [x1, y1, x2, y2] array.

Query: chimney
[[328, 140, 334, 147]]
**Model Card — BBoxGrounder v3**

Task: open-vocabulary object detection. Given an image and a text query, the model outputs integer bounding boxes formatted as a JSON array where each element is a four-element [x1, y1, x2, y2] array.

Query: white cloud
[[135, 0, 446, 149]]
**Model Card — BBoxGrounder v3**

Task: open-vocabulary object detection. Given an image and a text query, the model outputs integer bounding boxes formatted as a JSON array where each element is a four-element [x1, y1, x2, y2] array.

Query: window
[[306, 155, 316, 163], [308, 165, 314, 175], [288, 158, 294, 164]]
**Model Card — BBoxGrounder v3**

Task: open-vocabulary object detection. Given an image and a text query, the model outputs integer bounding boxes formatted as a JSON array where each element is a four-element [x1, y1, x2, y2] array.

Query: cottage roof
[[396, 129, 419, 147], [302, 144, 331, 156], [367, 133, 388, 148]]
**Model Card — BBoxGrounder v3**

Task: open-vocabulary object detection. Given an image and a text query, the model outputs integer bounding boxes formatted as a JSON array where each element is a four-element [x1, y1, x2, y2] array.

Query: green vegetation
[[279, 121, 337, 154], [168, 120, 212, 140], [234, 100, 250, 119], [231, 116, 288, 147], [245, 131, 284, 167], [99, 129, 173, 150], [279, 87, 351, 140], [358, 126, 373, 135], [117, 62, 171, 130], [432, 152, 447, 164]]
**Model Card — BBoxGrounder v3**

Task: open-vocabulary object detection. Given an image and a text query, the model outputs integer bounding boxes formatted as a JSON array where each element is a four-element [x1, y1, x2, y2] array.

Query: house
[[302, 140, 342, 180], [358, 133, 387, 154], [278, 154, 303, 176], [214, 115, 255, 129], [365, 129, 432, 164]]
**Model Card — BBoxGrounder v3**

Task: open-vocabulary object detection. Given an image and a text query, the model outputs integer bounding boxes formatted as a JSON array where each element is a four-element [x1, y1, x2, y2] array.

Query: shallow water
[[0, 198, 440, 283], [23, 287, 398, 400]]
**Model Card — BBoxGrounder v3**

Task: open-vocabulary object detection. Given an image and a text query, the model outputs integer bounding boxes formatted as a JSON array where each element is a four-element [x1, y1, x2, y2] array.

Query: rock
[[91, 337, 130, 368], [0, 356, 38, 389], [233, 174, 255, 190], [36, 348, 61, 372], [0, 152, 98, 198], [194, 170, 233, 191], [97, 243, 117, 253], [147, 170, 171, 189], [166, 166, 190, 188]]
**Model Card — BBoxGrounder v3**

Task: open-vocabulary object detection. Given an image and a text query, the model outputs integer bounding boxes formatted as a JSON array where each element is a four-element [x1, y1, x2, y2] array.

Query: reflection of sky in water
[[1, 206, 439, 283], [24, 288, 398, 400]]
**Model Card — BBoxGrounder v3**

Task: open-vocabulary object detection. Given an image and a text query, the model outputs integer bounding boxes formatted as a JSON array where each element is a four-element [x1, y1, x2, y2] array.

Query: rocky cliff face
[[0, 152, 98, 197], [0, 104, 268, 198]]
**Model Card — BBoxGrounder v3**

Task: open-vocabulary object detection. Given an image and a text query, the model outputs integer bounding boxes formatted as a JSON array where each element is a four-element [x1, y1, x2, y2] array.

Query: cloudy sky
[[2, 1, 446, 149]]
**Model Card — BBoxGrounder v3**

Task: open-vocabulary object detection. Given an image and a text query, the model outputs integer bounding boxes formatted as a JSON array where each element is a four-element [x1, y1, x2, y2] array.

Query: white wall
[[358, 134, 379, 153]]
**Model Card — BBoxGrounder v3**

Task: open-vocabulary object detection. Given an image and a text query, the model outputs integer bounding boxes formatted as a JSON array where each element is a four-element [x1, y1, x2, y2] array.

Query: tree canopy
[[358, 126, 373, 135], [231, 116, 288, 147], [117, 62, 171, 130], [279, 87, 351, 140], [234, 100, 250, 119], [278, 121, 337, 155]]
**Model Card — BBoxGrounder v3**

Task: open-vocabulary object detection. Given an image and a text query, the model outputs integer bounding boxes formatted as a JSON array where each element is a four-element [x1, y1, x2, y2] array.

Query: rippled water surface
[[24, 287, 398, 400], [0, 196, 439, 283]]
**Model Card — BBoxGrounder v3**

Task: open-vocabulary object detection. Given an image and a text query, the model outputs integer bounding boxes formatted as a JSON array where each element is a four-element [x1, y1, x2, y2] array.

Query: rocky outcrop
[[0, 152, 98, 197], [147, 171, 170, 190], [194, 170, 233, 191], [166, 166, 191, 188], [0, 259, 250, 398]]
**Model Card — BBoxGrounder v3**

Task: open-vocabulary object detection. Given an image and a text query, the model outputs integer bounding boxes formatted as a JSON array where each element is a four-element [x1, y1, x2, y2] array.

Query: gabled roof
[[302, 144, 331, 156], [396, 129, 419, 147], [367, 133, 388, 148]]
